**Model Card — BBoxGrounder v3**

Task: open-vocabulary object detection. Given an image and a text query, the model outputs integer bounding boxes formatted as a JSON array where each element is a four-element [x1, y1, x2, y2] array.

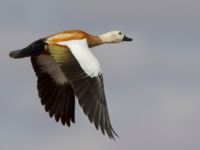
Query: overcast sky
[[1, 0, 200, 150]]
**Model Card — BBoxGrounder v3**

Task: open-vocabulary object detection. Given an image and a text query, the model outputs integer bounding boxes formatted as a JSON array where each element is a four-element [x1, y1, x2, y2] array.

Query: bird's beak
[[123, 36, 133, 41]]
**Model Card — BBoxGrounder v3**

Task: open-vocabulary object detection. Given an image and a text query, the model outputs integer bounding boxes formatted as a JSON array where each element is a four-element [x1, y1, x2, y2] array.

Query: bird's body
[[9, 29, 132, 139]]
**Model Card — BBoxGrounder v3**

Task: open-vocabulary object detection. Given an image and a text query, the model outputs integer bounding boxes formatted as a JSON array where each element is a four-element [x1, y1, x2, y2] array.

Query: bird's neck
[[98, 33, 114, 43], [87, 36, 103, 48]]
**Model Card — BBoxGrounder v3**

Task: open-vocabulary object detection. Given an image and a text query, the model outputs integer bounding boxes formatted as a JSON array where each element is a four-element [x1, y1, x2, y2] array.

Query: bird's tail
[[9, 49, 26, 58], [9, 39, 45, 59]]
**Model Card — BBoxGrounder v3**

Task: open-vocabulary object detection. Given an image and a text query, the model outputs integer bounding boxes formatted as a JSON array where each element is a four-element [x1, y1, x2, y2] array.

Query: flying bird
[[9, 30, 132, 139]]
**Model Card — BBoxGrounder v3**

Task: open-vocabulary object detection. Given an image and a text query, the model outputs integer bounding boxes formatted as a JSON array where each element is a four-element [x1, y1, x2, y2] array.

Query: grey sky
[[1, 0, 200, 150]]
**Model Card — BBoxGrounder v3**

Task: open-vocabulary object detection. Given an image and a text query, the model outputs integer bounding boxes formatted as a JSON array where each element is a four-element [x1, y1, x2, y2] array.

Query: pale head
[[99, 30, 132, 43]]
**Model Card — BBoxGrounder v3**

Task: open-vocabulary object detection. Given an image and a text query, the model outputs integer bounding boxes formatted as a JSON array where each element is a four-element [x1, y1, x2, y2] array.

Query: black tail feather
[[9, 38, 45, 59], [9, 49, 24, 58]]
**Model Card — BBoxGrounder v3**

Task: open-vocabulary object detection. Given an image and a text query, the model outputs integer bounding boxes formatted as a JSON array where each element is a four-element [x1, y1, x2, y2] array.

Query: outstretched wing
[[31, 55, 75, 126], [48, 39, 118, 139]]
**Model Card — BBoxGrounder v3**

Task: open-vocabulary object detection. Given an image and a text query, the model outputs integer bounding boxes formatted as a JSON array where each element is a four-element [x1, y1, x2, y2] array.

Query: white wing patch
[[36, 55, 68, 84], [58, 39, 102, 77]]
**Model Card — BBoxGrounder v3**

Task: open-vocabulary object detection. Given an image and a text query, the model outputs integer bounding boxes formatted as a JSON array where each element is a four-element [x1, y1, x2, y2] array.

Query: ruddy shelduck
[[9, 29, 132, 139]]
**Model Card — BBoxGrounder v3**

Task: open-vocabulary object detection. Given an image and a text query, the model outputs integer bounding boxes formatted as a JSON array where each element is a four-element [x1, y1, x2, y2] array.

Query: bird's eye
[[119, 32, 122, 35]]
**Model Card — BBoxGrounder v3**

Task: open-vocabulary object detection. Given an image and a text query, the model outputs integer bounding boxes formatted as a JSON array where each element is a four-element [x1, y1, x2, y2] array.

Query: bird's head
[[99, 31, 132, 43]]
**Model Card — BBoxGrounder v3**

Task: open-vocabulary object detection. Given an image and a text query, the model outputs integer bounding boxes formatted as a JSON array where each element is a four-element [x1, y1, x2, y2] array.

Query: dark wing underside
[[48, 44, 118, 139], [31, 56, 75, 126]]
